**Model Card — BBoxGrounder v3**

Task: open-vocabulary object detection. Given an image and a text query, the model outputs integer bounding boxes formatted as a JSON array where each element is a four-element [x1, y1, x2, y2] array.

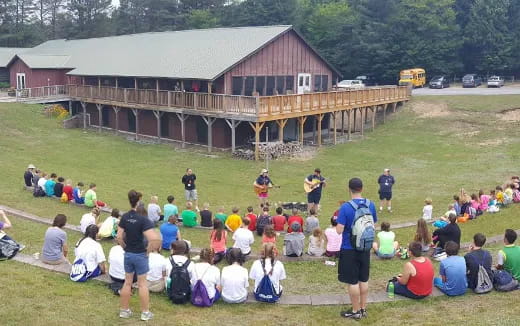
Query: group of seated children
[[387, 229, 520, 299], [26, 165, 106, 208]]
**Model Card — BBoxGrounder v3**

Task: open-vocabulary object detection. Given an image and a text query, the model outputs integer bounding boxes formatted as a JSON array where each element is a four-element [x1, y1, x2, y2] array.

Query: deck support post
[[202, 116, 216, 153], [347, 109, 352, 140], [112, 106, 120, 134], [176, 113, 189, 148], [249, 121, 265, 161], [98, 77, 101, 91], [383, 103, 388, 123], [153, 110, 164, 142], [115, 78, 118, 88], [361, 108, 365, 136], [68, 100, 72, 115], [134, 78, 138, 90], [275, 119, 288, 142], [316, 113, 324, 146], [392, 102, 397, 113], [156, 79, 160, 102], [353, 108, 357, 132], [341, 110, 345, 136], [332, 111, 337, 145], [297, 116, 308, 145], [208, 82, 212, 94], [225, 119, 241, 153], [131, 108, 139, 140], [96, 103, 103, 132], [80, 101, 87, 129], [371, 106, 376, 131]]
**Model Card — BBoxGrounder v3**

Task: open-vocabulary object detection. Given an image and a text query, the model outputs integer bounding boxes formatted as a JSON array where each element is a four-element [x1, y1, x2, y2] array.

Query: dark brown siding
[[9, 58, 69, 88]]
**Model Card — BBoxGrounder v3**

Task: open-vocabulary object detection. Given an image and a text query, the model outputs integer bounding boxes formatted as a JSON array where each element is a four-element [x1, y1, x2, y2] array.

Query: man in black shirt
[[117, 189, 160, 321], [464, 233, 492, 291], [304, 168, 326, 213], [24, 164, 36, 187], [181, 168, 198, 210], [377, 168, 395, 212]]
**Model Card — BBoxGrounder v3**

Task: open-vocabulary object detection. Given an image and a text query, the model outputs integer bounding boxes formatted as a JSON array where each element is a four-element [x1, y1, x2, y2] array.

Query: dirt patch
[[410, 101, 450, 118], [478, 139, 507, 147], [498, 108, 520, 122], [290, 147, 318, 161]]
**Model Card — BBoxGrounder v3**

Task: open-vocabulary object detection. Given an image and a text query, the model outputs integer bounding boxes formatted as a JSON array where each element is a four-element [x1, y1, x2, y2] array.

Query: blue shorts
[[307, 191, 322, 204], [124, 252, 149, 276]]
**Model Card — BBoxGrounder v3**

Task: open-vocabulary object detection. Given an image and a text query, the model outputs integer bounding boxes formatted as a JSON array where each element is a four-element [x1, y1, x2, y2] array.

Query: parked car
[[428, 75, 450, 89], [487, 76, 504, 88], [355, 75, 377, 86], [462, 74, 482, 88], [336, 80, 365, 90]]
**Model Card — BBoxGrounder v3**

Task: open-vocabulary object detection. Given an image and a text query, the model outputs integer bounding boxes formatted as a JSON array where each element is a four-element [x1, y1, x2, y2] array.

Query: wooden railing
[[16, 85, 68, 98]]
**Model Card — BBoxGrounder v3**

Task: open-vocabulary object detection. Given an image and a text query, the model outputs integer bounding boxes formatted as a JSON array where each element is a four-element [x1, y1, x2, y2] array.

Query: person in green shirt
[[372, 222, 399, 259], [214, 206, 227, 224], [497, 229, 520, 280], [181, 202, 197, 227], [84, 183, 106, 208]]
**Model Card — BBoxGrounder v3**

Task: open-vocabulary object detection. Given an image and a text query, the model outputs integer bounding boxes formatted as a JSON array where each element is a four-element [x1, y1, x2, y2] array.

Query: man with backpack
[[336, 178, 377, 320], [464, 233, 493, 293]]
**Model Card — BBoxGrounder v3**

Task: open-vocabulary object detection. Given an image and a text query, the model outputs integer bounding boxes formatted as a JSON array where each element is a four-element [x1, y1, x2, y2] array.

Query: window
[[276, 76, 285, 94], [321, 75, 329, 91], [232, 77, 243, 95], [285, 76, 294, 91], [244, 77, 254, 96], [255, 76, 266, 95], [314, 75, 321, 91], [266, 76, 275, 96], [299, 76, 304, 87]]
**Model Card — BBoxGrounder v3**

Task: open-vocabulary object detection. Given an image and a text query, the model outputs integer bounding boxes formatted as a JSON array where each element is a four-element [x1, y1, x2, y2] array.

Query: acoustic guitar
[[304, 179, 326, 193], [253, 182, 280, 195]]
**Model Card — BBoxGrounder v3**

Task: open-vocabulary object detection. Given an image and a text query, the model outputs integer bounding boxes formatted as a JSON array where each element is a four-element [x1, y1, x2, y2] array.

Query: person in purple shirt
[[336, 178, 377, 320]]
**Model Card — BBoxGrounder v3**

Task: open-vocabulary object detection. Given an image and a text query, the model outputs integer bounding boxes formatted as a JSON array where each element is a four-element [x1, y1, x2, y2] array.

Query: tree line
[[1, 0, 519, 82]]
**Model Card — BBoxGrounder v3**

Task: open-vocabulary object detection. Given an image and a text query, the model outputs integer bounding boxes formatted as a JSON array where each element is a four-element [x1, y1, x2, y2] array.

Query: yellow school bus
[[399, 68, 426, 88]]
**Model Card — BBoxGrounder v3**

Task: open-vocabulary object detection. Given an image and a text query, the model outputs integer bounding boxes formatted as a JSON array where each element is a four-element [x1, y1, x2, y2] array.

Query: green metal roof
[[0, 48, 27, 67], [23, 26, 297, 80]]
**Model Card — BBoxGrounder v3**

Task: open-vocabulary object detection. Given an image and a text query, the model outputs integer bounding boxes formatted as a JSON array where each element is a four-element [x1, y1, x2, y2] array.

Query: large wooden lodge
[[4, 26, 410, 158]]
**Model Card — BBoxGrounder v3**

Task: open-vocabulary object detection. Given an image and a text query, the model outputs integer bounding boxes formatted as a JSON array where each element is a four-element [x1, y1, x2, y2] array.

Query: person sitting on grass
[[245, 206, 257, 232], [41, 214, 69, 265], [504, 184, 514, 205], [287, 208, 304, 233], [80, 207, 101, 234], [433, 204, 456, 228], [250, 242, 286, 302], [200, 203, 213, 227], [272, 207, 286, 232], [414, 218, 432, 252], [98, 208, 120, 239], [221, 248, 249, 304], [24, 164, 36, 187], [434, 241, 467, 296], [256, 206, 272, 236], [452, 195, 461, 216], [487, 190, 499, 213], [37, 172, 48, 195], [73, 224, 107, 280], [166, 240, 195, 294], [192, 248, 221, 306], [262, 225, 277, 244], [324, 216, 342, 258], [0, 209, 13, 240], [283, 222, 305, 257], [146, 240, 168, 293], [478, 189, 490, 212], [85, 183, 106, 208], [54, 177, 65, 198], [108, 244, 128, 294], [210, 219, 227, 264], [464, 233, 492, 292], [389, 241, 434, 299], [422, 198, 433, 221], [307, 227, 325, 256], [163, 195, 178, 221], [496, 229, 520, 280], [470, 193, 482, 216], [147, 195, 163, 225], [232, 217, 254, 256], [160, 215, 181, 251], [73, 182, 85, 204], [432, 213, 460, 256], [305, 208, 320, 235], [214, 206, 227, 224], [495, 186, 506, 206], [225, 207, 242, 232], [62, 179, 74, 202], [45, 173, 57, 197], [372, 222, 399, 259], [181, 201, 197, 227]]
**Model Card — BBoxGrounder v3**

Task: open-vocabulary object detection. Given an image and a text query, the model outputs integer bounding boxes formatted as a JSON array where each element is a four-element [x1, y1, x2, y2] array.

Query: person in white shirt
[[37, 173, 48, 193], [147, 196, 163, 224], [146, 241, 168, 292], [249, 242, 286, 299], [192, 248, 221, 304], [422, 198, 433, 220], [232, 217, 254, 255], [74, 224, 106, 279], [108, 245, 126, 283], [166, 240, 195, 290], [221, 248, 249, 303], [79, 207, 101, 234]]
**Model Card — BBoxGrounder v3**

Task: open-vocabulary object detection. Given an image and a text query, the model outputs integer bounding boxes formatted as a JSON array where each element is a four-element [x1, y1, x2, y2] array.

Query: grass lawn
[[1, 95, 520, 324]]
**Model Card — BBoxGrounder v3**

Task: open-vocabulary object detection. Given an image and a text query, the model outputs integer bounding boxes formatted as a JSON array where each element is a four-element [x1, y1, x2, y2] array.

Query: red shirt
[[407, 258, 434, 296], [63, 185, 74, 201], [246, 213, 257, 231], [272, 215, 286, 231], [287, 215, 304, 233]]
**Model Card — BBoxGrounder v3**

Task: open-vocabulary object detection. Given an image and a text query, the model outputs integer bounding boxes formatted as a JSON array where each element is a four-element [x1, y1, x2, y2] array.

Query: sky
[[112, 0, 120, 7]]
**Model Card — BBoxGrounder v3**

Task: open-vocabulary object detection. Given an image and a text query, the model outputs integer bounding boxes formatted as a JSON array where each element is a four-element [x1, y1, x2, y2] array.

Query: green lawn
[[1, 96, 520, 325]]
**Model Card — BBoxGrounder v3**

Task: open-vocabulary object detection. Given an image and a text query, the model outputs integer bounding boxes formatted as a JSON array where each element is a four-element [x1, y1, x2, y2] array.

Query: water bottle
[[387, 281, 395, 298]]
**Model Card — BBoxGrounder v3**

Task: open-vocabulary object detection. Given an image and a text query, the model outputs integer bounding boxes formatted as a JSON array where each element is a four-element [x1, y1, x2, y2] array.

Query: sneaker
[[119, 309, 132, 319], [387, 207, 392, 212], [141, 311, 153, 321], [379, 207, 383, 211], [340, 309, 362, 320], [360, 308, 367, 318]]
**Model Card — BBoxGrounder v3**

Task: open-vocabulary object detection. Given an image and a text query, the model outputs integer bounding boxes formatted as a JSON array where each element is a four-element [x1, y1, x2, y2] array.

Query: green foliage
[[185, 9, 219, 29]]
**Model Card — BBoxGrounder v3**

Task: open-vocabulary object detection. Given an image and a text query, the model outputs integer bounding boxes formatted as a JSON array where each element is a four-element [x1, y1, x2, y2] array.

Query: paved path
[[413, 85, 520, 96]]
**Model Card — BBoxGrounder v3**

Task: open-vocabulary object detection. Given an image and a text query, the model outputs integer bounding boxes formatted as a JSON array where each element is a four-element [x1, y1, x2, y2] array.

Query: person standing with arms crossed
[[304, 168, 326, 213], [378, 168, 395, 212], [336, 178, 377, 320], [117, 190, 160, 321], [182, 168, 198, 211]]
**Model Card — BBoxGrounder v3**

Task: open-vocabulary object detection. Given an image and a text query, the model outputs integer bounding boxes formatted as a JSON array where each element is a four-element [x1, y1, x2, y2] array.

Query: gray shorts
[[185, 189, 198, 201]]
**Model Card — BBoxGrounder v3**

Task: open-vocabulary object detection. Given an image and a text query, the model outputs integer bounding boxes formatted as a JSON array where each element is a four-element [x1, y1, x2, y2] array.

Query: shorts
[[325, 250, 340, 258], [124, 252, 149, 276], [379, 192, 392, 201], [338, 249, 370, 284], [258, 192, 268, 198], [307, 191, 322, 204], [376, 249, 395, 259], [185, 189, 198, 201]]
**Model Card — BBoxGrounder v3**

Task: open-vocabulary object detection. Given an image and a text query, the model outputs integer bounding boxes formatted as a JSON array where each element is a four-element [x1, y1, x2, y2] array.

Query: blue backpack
[[254, 259, 281, 303], [191, 266, 213, 307], [70, 258, 88, 282], [493, 269, 519, 292], [348, 199, 375, 252]]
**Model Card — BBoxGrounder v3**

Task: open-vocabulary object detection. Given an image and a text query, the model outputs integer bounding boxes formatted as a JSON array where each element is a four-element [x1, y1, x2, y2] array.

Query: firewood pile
[[232, 141, 303, 160]]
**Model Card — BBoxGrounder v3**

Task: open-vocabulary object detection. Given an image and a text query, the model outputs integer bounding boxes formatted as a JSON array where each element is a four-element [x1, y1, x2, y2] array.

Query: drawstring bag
[[254, 259, 281, 303], [191, 266, 212, 307]]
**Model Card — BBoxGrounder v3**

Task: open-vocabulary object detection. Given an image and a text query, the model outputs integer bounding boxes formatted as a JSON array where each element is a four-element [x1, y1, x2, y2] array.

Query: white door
[[16, 73, 26, 89], [297, 73, 311, 94]]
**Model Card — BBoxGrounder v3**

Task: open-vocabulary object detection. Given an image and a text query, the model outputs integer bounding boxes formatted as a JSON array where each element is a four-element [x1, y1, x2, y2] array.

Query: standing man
[[304, 168, 326, 213], [254, 169, 273, 207], [378, 168, 395, 212], [117, 189, 160, 321], [181, 168, 198, 210], [336, 178, 377, 320]]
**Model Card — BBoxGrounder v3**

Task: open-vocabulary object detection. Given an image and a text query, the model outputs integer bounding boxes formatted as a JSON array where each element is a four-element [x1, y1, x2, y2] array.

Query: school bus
[[399, 68, 426, 88]]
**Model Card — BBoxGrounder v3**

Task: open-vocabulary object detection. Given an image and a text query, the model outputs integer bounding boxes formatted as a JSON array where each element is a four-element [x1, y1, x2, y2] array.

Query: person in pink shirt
[[470, 193, 482, 216], [210, 219, 227, 264], [324, 216, 342, 258], [478, 189, 490, 211]]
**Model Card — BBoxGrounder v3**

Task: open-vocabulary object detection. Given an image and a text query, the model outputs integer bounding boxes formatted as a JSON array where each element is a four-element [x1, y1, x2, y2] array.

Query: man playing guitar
[[254, 169, 273, 206], [304, 168, 326, 213]]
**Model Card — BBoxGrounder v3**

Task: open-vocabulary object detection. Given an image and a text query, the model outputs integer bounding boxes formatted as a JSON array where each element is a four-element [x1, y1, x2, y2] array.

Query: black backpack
[[33, 186, 45, 197], [256, 216, 271, 236], [167, 257, 192, 304]]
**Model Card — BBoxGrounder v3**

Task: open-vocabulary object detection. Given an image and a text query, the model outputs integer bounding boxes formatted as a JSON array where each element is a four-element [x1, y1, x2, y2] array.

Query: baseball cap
[[28, 164, 36, 169], [291, 221, 301, 232], [348, 178, 363, 192], [384, 168, 390, 172], [261, 169, 268, 174]]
